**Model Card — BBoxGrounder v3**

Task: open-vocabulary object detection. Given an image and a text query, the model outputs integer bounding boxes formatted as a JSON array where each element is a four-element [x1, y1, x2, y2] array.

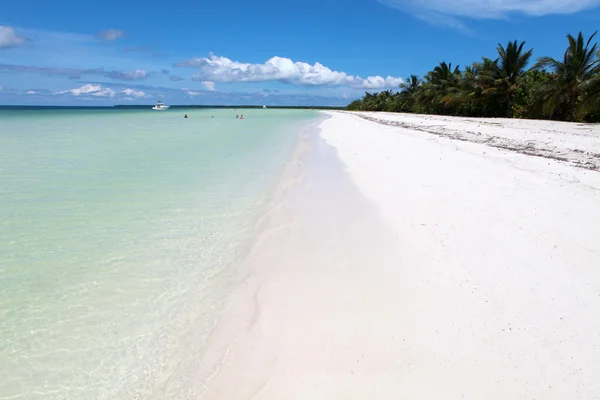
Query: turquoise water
[[0, 108, 319, 399]]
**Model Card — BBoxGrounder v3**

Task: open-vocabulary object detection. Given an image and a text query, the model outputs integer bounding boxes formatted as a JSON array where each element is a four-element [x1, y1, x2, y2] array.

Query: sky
[[1, 0, 599, 106]]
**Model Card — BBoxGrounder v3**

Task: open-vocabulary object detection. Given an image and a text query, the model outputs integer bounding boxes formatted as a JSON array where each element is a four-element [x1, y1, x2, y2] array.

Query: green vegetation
[[347, 31, 600, 122]]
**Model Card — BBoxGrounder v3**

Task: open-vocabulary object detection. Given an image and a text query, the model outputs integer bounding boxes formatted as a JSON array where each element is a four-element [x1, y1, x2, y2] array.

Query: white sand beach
[[201, 111, 600, 399]]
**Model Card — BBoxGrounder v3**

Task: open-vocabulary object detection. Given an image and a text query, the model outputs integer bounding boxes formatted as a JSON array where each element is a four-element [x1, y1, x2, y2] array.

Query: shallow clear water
[[0, 108, 318, 399]]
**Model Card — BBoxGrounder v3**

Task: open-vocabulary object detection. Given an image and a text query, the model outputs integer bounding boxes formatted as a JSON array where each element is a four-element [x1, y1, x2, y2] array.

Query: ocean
[[0, 107, 320, 399]]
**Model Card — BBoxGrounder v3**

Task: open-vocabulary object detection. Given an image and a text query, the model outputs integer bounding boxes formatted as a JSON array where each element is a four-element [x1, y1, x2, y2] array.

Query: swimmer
[[184, 114, 188, 118]]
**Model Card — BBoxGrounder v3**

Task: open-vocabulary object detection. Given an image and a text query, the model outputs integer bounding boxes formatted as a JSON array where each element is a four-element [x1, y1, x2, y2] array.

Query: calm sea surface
[[0, 108, 319, 399]]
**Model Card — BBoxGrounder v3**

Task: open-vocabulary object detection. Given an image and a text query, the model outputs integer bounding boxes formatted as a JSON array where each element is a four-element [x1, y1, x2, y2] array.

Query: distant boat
[[263, 105, 267, 109], [152, 101, 170, 111]]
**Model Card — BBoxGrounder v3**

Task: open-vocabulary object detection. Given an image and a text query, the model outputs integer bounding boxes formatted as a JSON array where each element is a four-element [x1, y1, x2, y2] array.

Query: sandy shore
[[200, 111, 600, 399], [352, 111, 600, 171]]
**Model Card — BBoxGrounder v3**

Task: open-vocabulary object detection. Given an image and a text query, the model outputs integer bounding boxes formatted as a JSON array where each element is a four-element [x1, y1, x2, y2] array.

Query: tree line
[[347, 32, 600, 122]]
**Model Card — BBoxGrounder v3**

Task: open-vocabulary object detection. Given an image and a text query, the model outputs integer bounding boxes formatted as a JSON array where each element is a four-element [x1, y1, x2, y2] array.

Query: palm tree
[[495, 41, 534, 117], [534, 31, 600, 121], [345, 30, 599, 121], [400, 75, 422, 95], [378, 90, 397, 111], [580, 47, 600, 117], [471, 41, 533, 117], [362, 92, 376, 110], [439, 66, 475, 111], [398, 75, 422, 112], [420, 62, 461, 113], [443, 58, 500, 116]]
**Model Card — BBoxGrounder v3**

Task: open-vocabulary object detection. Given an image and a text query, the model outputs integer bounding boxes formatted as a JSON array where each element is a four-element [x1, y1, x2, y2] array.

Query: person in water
[[236, 115, 239, 118], [240, 115, 244, 119], [184, 114, 188, 118]]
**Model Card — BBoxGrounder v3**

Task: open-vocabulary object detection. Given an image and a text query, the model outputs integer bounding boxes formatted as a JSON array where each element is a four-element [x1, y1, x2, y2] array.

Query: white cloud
[[201, 81, 215, 91], [122, 88, 146, 98], [61, 84, 116, 97], [376, 0, 600, 28], [0, 26, 27, 49], [98, 29, 124, 41], [175, 53, 403, 89], [26, 90, 36, 95], [187, 91, 201, 96]]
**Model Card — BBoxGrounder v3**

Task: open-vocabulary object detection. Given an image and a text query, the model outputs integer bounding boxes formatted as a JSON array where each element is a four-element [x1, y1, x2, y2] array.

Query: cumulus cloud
[[79, 81, 184, 95], [98, 29, 124, 41], [161, 69, 170, 74], [60, 84, 116, 97], [376, 0, 600, 29], [169, 75, 185, 81], [0, 26, 28, 49], [201, 81, 215, 91], [122, 88, 146, 98], [106, 69, 150, 80], [174, 53, 403, 89], [187, 91, 201, 96], [59, 84, 146, 98], [26, 90, 36, 95]]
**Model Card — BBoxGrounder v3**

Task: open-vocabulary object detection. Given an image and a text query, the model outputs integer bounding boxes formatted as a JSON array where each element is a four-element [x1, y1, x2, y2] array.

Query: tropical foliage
[[347, 31, 600, 122]]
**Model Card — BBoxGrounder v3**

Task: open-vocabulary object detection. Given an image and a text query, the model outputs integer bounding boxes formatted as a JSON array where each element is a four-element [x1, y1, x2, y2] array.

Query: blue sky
[[1, 0, 599, 106]]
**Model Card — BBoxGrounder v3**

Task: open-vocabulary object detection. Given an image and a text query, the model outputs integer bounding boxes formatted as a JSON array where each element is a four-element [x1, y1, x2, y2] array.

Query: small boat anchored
[[152, 100, 170, 111]]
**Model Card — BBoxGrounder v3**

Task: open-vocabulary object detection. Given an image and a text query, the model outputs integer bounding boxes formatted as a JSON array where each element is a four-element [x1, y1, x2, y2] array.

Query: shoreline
[[198, 112, 408, 399], [198, 111, 600, 398], [185, 115, 328, 397]]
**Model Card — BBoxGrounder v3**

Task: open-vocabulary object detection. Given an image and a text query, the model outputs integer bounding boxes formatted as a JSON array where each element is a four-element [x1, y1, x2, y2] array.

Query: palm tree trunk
[[568, 94, 579, 121]]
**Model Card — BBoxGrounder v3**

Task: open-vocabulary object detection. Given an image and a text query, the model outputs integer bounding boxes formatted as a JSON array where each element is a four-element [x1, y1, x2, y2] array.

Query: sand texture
[[201, 111, 600, 399]]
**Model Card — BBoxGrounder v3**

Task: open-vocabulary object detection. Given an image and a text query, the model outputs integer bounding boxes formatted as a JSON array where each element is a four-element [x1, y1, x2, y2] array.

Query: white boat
[[152, 101, 170, 111], [263, 105, 267, 109]]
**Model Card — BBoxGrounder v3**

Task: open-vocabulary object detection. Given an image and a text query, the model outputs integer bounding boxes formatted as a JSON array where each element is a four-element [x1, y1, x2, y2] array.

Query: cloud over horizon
[[376, 0, 600, 29], [201, 81, 215, 91], [0, 24, 403, 105], [122, 88, 147, 98], [59, 84, 116, 97], [0, 26, 28, 49], [174, 53, 404, 89], [0, 79, 358, 106], [98, 29, 124, 41], [105, 69, 151, 80]]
